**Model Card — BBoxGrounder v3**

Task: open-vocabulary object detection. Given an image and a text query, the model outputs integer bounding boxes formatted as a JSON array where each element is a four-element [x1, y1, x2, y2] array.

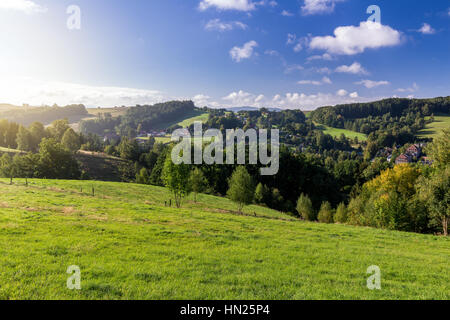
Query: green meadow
[[0, 179, 448, 300], [177, 112, 209, 128], [315, 124, 368, 141], [418, 114, 450, 139]]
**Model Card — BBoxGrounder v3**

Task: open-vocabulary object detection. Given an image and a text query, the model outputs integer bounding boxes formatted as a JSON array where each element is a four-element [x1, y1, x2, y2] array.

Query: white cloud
[[355, 80, 390, 88], [0, 0, 47, 14], [271, 91, 363, 109], [199, 0, 256, 11], [221, 90, 368, 110], [230, 40, 258, 62], [322, 76, 332, 84], [309, 21, 402, 55], [417, 23, 436, 35], [298, 76, 331, 86], [284, 64, 304, 74], [298, 80, 322, 86], [205, 19, 248, 32], [301, 0, 345, 16], [223, 90, 257, 106], [313, 67, 332, 74], [335, 62, 368, 75], [264, 50, 279, 56], [306, 53, 333, 62], [0, 77, 167, 107], [286, 33, 308, 52], [199, 0, 275, 11], [286, 33, 297, 45], [397, 83, 419, 93], [337, 89, 348, 96], [281, 10, 294, 16]]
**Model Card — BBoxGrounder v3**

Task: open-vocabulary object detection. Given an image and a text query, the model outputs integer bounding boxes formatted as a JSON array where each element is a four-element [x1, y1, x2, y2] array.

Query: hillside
[[75, 151, 133, 182], [314, 123, 368, 141], [418, 113, 450, 139], [0, 179, 448, 300]]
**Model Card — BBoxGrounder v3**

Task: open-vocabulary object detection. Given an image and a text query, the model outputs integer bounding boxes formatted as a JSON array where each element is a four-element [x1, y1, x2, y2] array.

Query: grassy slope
[[304, 112, 367, 141], [418, 113, 450, 139], [75, 151, 131, 182], [315, 123, 368, 141], [177, 112, 209, 128], [150, 109, 209, 131], [0, 179, 448, 300]]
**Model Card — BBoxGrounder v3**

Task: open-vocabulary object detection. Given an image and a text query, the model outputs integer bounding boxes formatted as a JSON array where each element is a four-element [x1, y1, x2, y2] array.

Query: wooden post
[[92, 186, 95, 196]]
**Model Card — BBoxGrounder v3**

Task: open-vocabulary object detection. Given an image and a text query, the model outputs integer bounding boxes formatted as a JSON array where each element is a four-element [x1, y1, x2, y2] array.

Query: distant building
[[395, 154, 412, 165], [405, 144, 422, 158]]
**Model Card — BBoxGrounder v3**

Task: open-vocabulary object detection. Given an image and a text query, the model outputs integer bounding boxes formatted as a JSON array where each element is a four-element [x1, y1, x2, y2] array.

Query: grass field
[[315, 124, 368, 141], [149, 110, 209, 131], [418, 113, 450, 139], [0, 179, 448, 300], [177, 112, 209, 128]]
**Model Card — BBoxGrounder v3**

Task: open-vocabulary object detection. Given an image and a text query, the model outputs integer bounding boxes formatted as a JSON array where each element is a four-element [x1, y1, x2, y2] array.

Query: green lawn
[[0, 179, 448, 300], [418, 114, 450, 139], [315, 124, 368, 141]]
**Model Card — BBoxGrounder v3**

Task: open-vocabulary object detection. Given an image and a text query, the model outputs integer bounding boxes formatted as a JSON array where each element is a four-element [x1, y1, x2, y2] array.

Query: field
[[87, 107, 129, 118], [177, 112, 209, 128], [418, 113, 450, 139], [315, 124, 368, 141], [0, 179, 448, 300]]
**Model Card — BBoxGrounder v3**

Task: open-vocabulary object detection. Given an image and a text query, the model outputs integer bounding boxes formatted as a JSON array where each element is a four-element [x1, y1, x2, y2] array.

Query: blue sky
[[0, 0, 449, 109]]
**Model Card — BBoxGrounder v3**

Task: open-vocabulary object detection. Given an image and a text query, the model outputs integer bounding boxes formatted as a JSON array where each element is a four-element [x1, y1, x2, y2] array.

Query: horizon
[[0, 0, 449, 110], [3, 95, 450, 112]]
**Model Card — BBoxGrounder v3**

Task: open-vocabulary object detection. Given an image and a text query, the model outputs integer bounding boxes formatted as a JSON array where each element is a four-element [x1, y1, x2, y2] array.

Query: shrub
[[334, 203, 348, 224], [296, 193, 315, 221], [318, 201, 334, 224]]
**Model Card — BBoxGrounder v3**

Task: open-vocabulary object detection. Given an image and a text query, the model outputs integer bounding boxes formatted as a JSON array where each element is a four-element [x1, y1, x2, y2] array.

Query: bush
[[227, 166, 255, 213], [334, 203, 348, 223], [254, 183, 270, 205], [318, 201, 334, 224], [296, 193, 315, 221]]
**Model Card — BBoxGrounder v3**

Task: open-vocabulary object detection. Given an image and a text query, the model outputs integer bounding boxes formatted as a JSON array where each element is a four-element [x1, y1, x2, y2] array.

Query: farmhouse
[[405, 144, 422, 158], [395, 154, 412, 165]]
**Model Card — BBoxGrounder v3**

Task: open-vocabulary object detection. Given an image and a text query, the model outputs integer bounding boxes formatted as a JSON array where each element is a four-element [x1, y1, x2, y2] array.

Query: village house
[[405, 144, 422, 158], [395, 153, 412, 165]]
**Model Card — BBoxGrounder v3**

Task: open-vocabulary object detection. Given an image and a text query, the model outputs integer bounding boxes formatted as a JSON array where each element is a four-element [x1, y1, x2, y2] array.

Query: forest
[[80, 100, 196, 137]]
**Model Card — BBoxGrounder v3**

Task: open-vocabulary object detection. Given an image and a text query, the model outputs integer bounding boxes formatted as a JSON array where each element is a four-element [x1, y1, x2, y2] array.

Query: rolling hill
[[418, 113, 450, 139], [0, 179, 448, 300]]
